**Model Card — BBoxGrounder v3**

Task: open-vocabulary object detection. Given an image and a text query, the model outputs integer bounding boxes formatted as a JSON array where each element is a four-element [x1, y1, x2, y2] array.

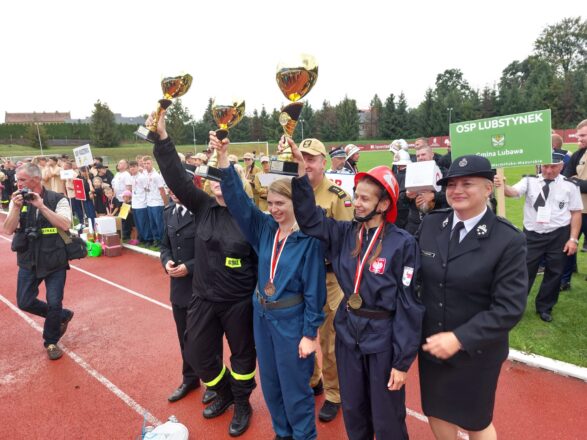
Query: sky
[[0, 1, 583, 125]]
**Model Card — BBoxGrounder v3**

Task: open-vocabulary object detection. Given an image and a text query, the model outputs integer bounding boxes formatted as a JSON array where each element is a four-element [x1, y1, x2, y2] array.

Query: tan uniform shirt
[[42, 165, 65, 194], [245, 165, 261, 185], [313, 176, 353, 310], [253, 172, 268, 212]]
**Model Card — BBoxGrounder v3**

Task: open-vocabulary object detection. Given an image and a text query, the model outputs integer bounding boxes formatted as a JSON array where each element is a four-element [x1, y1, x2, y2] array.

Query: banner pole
[[496, 168, 506, 217]]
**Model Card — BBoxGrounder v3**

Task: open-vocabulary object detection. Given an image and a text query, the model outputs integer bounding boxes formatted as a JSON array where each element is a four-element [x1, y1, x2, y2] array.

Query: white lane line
[[0, 234, 171, 311], [68, 265, 172, 311], [0, 293, 161, 426]]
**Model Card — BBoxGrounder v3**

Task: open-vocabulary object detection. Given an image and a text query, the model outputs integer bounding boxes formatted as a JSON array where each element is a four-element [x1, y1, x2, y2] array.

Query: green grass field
[[3, 142, 585, 366]]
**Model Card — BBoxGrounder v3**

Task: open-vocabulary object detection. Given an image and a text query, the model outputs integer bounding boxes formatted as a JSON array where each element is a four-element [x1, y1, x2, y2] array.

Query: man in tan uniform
[[252, 156, 271, 211], [290, 137, 353, 422]]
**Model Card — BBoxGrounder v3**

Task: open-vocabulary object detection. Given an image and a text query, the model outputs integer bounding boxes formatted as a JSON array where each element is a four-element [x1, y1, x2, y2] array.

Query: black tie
[[449, 221, 465, 255], [177, 206, 184, 222], [534, 179, 553, 210]]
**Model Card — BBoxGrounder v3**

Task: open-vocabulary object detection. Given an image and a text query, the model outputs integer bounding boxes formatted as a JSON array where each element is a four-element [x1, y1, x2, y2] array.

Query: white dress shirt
[[512, 174, 583, 233]]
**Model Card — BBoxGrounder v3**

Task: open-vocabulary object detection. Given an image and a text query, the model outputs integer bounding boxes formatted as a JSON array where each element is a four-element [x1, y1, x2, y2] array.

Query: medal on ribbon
[[265, 227, 291, 296], [349, 223, 384, 310]]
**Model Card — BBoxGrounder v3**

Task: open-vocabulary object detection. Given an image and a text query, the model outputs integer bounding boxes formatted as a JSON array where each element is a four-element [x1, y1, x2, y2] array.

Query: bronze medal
[[264, 281, 276, 296], [348, 294, 363, 310]]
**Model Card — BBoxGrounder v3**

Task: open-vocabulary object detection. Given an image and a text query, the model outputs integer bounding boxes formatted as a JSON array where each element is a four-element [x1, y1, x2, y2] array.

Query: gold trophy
[[196, 99, 245, 182], [273, 54, 318, 175], [136, 74, 193, 143]]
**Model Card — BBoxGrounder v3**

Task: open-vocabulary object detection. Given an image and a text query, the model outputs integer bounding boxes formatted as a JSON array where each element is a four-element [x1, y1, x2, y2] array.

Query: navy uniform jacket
[[154, 138, 258, 303], [416, 208, 527, 366], [160, 202, 196, 308], [292, 175, 424, 372]]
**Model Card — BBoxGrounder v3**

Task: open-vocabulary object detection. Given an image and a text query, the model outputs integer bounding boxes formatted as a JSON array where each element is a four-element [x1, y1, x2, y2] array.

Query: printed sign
[[73, 178, 86, 201], [450, 110, 552, 168], [325, 172, 355, 197], [118, 203, 130, 220], [60, 169, 76, 180], [73, 144, 94, 168]]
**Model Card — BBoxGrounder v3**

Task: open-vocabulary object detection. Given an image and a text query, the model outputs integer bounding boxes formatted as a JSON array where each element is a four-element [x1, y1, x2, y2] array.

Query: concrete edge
[[121, 243, 160, 258], [508, 349, 587, 382], [1, 209, 586, 382]]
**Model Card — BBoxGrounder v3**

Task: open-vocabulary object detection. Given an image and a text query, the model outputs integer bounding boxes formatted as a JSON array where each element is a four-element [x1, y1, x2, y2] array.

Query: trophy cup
[[136, 74, 193, 143], [195, 99, 245, 182], [272, 54, 318, 175]]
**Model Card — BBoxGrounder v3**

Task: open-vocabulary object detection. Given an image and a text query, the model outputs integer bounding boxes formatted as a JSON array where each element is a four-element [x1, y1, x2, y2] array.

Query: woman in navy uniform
[[290, 142, 424, 440], [211, 133, 326, 440], [416, 155, 527, 440]]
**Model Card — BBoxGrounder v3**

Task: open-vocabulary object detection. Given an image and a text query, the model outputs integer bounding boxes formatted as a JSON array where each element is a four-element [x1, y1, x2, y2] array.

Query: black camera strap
[[16, 204, 34, 232]]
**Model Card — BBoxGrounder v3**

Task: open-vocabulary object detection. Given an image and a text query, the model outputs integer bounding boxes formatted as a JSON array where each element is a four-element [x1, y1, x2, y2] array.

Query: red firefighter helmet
[[354, 165, 399, 223]]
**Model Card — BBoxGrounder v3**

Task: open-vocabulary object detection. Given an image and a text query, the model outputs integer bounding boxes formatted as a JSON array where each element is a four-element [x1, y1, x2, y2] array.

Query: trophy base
[[216, 129, 229, 141], [135, 125, 159, 143], [270, 160, 299, 176], [195, 165, 224, 182]]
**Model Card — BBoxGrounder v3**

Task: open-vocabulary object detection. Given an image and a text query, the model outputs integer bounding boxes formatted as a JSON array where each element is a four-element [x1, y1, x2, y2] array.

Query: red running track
[[0, 226, 586, 439]]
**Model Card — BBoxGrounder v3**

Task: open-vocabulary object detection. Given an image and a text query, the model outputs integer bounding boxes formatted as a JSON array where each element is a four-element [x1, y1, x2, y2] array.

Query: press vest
[[16, 190, 69, 278]]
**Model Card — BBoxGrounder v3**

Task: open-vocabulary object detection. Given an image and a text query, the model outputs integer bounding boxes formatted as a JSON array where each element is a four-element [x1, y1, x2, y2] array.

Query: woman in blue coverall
[[286, 138, 425, 440], [211, 133, 326, 440]]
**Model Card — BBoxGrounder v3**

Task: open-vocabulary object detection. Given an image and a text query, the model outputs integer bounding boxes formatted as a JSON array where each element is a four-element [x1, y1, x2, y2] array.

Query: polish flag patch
[[369, 257, 386, 274], [344, 200, 352, 207], [402, 267, 414, 286]]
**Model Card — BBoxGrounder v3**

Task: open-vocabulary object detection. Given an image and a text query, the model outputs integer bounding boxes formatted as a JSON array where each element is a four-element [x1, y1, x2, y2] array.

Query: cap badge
[[476, 224, 487, 236], [459, 158, 468, 167]]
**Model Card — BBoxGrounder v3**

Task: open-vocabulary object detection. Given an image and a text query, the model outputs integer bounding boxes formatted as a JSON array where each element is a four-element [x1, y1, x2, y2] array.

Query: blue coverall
[[221, 166, 326, 440]]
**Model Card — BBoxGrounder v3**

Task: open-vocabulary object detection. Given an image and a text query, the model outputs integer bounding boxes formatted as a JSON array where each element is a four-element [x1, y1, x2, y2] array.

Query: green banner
[[450, 109, 552, 168]]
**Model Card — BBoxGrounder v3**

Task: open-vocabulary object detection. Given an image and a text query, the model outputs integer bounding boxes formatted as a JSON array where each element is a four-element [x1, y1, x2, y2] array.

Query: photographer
[[3, 163, 74, 361]]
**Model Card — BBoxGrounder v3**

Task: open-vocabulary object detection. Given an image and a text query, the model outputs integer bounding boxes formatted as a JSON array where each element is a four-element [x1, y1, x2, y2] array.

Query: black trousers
[[525, 225, 569, 313], [184, 296, 256, 403], [171, 303, 199, 386]]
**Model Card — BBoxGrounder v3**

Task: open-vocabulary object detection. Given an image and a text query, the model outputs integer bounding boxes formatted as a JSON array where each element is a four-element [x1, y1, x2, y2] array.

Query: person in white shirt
[[143, 156, 168, 245], [129, 160, 152, 245], [495, 151, 583, 322], [111, 160, 133, 202]]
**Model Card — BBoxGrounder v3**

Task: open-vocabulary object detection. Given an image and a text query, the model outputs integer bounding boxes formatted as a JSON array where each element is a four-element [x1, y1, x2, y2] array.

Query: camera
[[25, 227, 39, 241], [19, 188, 35, 202]]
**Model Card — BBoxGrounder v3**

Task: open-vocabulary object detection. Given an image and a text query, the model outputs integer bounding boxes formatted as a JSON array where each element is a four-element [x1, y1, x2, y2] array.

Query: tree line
[[4, 17, 586, 149]]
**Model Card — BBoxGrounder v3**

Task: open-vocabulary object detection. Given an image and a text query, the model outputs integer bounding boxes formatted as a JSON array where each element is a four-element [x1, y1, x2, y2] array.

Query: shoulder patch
[[522, 174, 538, 178], [328, 185, 348, 200], [564, 177, 579, 186], [496, 216, 521, 233]]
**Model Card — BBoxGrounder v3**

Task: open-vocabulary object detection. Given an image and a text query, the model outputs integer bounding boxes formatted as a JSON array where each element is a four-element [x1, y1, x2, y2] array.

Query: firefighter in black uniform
[[151, 113, 257, 438], [160, 187, 217, 405]]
